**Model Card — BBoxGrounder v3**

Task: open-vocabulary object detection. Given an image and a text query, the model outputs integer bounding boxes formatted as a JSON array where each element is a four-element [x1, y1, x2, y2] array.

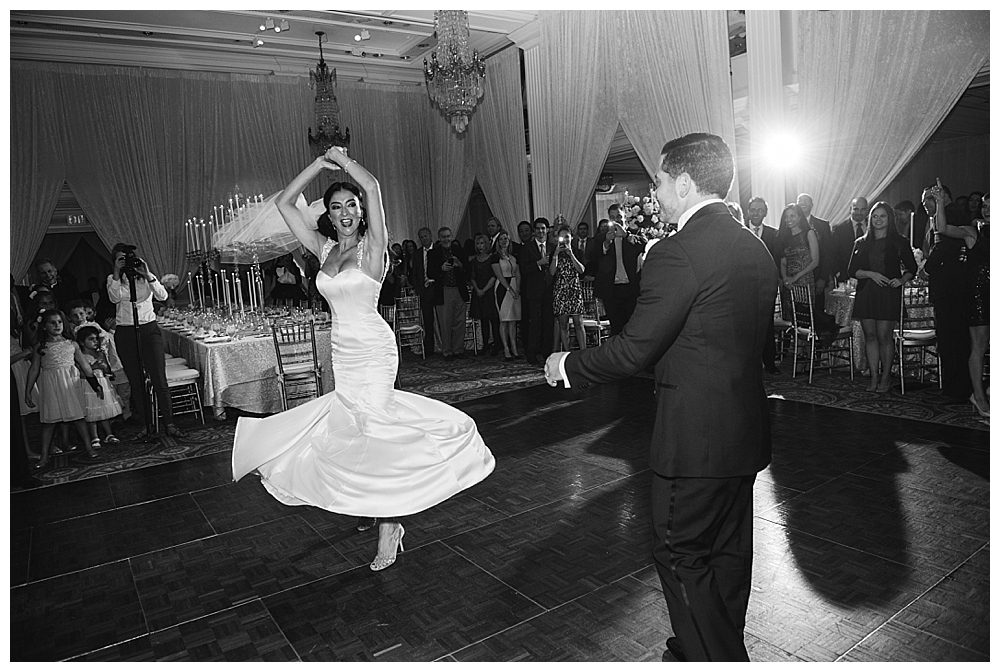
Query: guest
[[796, 193, 833, 313], [486, 217, 503, 253], [411, 227, 438, 356], [32, 258, 80, 309], [922, 183, 974, 403], [777, 203, 823, 328], [954, 194, 971, 220], [462, 237, 477, 266], [300, 249, 328, 312], [594, 204, 642, 336], [545, 132, 777, 663], [24, 309, 101, 468], [848, 202, 917, 393], [968, 191, 984, 221], [514, 220, 533, 354], [426, 227, 469, 359], [378, 243, 406, 307], [400, 238, 417, 292], [468, 234, 499, 355], [23, 288, 58, 347], [520, 217, 554, 365], [572, 221, 598, 271], [746, 197, 781, 374], [930, 188, 989, 416], [76, 326, 123, 448], [10, 280, 39, 424], [549, 223, 587, 352], [491, 232, 522, 361], [107, 243, 184, 438], [830, 196, 869, 284]]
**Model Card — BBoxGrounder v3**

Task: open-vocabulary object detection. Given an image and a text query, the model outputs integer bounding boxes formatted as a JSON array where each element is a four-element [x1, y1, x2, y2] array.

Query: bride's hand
[[324, 146, 350, 166]]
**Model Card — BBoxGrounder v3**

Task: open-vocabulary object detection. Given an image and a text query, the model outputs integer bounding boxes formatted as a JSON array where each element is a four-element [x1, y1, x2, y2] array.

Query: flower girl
[[24, 309, 103, 469], [76, 326, 123, 449]]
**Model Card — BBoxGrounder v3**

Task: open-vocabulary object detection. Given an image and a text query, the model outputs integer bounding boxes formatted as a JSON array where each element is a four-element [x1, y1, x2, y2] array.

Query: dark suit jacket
[[748, 224, 781, 268], [572, 236, 598, 270], [808, 215, 833, 282], [410, 246, 434, 302], [830, 218, 863, 283], [426, 242, 470, 304], [519, 238, 553, 302], [592, 229, 642, 303], [564, 202, 777, 478]]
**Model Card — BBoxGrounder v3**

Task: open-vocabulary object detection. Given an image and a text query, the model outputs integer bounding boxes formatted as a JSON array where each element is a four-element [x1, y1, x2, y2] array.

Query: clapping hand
[[544, 353, 567, 387]]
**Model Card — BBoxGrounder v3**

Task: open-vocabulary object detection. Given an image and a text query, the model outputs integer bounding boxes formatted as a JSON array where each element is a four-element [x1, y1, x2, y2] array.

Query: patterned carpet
[[17, 352, 985, 489]]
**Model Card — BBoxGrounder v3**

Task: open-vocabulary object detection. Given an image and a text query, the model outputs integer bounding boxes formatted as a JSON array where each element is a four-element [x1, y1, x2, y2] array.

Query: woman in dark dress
[[848, 201, 916, 393], [468, 234, 497, 355], [269, 254, 307, 306], [931, 188, 989, 417]]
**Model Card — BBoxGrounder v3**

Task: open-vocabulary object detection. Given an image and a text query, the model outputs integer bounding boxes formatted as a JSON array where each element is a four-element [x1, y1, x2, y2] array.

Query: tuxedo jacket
[[808, 215, 833, 282], [572, 236, 599, 271], [410, 246, 435, 302], [565, 203, 777, 478], [426, 242, 470, 304], [830, 219, 862, 282], [592, 229, 642, 303], [748, 224, 781, 269]]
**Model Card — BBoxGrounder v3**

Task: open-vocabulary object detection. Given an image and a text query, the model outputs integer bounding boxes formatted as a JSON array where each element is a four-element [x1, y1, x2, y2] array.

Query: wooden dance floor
[[10, 376, 989, 661]]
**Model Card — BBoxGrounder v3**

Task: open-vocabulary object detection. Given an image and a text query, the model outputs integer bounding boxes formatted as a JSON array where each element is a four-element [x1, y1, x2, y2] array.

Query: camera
[[120, 245, 144, 277], [558, 233, 572, 247]]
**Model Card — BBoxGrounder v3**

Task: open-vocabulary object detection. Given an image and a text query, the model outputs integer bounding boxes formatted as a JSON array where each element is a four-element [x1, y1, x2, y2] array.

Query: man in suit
[[893, 200, 924, 249], [829, 196, 868, 284], [32, 258, 80, 309], [519, 217, 554, 365], [796, 193, 833, 293], [594, 204, 642, 335], [411, 227, 438, 356], [486, 217, 503, 253], [746, 197, 781, 374], [513, 220, 533, 355], [426, 227, 470, 359], [545, 133, 777, 662], [572, 221, 598, 275]]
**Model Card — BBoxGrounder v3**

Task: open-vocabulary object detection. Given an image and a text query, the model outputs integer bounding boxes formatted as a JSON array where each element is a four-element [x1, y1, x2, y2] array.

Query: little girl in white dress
[[76, 326, 122, 450]]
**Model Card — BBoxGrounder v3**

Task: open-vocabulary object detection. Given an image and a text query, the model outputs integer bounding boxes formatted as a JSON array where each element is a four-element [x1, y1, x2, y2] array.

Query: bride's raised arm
[[276, 156, 337, 258], [324, 148, 387, 260]]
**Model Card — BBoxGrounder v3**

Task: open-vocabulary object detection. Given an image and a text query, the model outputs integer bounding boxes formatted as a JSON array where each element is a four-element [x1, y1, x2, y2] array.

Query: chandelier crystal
[[423, 10, 486, 133], [308, 31, 350, 155]]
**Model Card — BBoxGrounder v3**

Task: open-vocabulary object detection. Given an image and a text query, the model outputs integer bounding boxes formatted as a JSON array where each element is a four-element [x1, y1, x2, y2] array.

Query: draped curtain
[[427, 111, 476, 236], [796, 10, 989, 219], [530, 11, 738, 225], [471, 47, 531, 236], [11, 62, 439, 276]]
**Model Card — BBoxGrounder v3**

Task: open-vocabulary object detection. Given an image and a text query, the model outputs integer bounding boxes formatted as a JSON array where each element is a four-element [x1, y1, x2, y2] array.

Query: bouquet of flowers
[[160, 274, 180, 290]]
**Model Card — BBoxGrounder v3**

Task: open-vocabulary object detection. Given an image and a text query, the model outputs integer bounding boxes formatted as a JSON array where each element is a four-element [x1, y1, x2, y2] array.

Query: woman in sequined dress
[[931, 188, 989, 417]]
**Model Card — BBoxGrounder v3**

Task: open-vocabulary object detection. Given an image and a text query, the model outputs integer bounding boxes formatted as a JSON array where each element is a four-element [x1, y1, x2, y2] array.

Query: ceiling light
[[259, 20, 267, 31], [355, 29, 370, 42]]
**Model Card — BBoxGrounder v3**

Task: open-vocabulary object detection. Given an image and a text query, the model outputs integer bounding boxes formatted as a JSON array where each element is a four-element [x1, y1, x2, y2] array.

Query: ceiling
[[10, 9, 538, 84]]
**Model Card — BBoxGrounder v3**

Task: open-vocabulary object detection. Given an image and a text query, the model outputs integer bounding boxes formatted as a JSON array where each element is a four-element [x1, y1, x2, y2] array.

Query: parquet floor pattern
[[9, 377, 989, 662]]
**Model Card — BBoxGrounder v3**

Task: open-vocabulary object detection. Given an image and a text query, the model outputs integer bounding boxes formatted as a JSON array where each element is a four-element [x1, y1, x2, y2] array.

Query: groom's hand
[[544, 353, 568, 387]]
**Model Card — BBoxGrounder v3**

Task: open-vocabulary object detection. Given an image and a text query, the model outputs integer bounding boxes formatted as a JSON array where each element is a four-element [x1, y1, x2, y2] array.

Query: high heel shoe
[[370, 524, 405, 572], [970, 395, 990, 418]]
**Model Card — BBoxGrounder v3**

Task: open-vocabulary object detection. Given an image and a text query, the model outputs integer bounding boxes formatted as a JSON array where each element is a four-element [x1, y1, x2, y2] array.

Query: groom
[[545, 133, 777, 662]]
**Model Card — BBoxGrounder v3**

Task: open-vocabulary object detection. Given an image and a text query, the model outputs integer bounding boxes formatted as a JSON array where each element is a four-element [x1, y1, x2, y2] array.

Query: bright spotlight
[[762, 133, 802, 170]]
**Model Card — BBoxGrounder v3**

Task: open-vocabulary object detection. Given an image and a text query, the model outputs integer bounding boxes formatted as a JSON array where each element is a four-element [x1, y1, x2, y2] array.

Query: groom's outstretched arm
[[546, 239, 697, 388]]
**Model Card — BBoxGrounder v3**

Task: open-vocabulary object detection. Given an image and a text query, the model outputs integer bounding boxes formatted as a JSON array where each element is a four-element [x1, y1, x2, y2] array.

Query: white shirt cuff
[[556, 352, 571, 389]]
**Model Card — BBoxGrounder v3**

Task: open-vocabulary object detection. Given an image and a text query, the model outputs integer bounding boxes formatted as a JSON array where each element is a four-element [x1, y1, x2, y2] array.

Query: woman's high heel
[[370, 524, 405, 572], [970, 395, 990, 418]]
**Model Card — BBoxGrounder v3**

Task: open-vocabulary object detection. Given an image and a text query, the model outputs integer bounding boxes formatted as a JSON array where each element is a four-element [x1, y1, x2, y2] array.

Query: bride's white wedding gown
[[232, 239, 495, 517]]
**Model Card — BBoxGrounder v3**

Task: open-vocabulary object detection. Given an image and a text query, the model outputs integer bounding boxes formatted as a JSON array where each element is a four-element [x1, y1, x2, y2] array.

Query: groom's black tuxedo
[[563, 201, 777, 661]]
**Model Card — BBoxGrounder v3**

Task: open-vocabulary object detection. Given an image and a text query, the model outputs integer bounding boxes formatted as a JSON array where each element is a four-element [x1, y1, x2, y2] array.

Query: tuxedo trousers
[[651, 472, 755, 662], [605, 283, 638, 336], [418, 290, 436, 355]]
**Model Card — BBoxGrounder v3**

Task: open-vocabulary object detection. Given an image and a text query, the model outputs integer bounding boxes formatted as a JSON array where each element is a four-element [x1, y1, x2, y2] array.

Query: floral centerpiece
[[160, 273, 180, 309], [619, 191, 669, 246]]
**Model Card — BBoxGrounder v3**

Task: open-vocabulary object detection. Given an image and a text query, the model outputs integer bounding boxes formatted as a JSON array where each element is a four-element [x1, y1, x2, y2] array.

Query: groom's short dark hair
[[659, 133, 734, 199]]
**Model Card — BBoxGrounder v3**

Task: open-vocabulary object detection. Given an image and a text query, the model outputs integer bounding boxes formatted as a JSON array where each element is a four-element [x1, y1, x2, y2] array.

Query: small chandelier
[[308, 31, 350, 155], [423, 10, 486, 133]]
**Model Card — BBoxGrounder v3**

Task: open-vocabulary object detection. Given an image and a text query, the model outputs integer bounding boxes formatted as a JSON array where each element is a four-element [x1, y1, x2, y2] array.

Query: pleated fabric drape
[[471, 47, 531, 236], [427, 111, 477, 238], [530, 10, 738, 225], [10, 62, 445, 276], [796, 10, 989, 218]]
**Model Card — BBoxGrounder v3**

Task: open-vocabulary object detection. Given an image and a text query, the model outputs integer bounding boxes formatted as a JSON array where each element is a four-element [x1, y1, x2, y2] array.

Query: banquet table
[[159, 323, 335, 418]]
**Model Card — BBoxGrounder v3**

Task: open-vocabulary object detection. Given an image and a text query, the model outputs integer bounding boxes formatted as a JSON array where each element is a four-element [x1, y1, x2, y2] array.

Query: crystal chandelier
[[423, 10, 486, 133], [308, 31, 350, 155]]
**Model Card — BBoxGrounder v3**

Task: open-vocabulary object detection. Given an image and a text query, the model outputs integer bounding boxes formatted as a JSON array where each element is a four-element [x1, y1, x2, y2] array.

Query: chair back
[[789, 283, 816, 335], [900, 285, 935, 331], [379, 304, 396, 329], [271, 320, 320, 376]]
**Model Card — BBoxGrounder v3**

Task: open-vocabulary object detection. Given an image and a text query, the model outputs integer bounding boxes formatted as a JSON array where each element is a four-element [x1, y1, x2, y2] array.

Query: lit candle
[[201, 219, 209, 252], [236, 273, 243, 314], [186, 271, 192, 304], [909, 211, 914, 247]]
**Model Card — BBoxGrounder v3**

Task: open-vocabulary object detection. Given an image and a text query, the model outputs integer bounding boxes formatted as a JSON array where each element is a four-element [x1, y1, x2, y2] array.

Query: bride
[[231, 147, 495, 571]]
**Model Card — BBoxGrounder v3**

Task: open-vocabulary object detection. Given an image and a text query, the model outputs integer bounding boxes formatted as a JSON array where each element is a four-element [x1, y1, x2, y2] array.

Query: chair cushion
[[398, 325, 422, 334], [166, 367, 200, 383], [281, 362, 317, 375], [773, 319, 792, 328], [902, 329, 935, 340], [164, 357, 186, 366]]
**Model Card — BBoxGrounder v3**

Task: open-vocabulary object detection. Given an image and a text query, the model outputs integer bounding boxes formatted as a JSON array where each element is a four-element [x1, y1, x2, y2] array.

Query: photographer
[[549, 223, 587, 352], [107, 243, 184, 438]]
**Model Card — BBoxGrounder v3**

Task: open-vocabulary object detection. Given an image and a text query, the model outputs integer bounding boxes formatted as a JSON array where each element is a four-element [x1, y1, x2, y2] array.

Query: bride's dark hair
[[317, 182, 367, 241]]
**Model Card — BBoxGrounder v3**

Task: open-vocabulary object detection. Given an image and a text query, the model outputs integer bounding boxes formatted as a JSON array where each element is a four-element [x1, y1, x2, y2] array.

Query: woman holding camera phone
[[549, 223, 587, 352], [107, 243, 183, 438]]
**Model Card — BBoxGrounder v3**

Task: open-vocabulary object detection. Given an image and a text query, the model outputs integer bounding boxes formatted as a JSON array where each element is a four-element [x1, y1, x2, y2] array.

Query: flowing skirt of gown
[[232, 267, 495, 517]]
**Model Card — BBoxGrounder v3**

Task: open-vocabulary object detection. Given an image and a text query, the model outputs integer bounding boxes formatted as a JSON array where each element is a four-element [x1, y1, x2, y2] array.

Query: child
[[24, 309, 102, 469], [66, 299, 130, 419], [76, 326, 122, 448]]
